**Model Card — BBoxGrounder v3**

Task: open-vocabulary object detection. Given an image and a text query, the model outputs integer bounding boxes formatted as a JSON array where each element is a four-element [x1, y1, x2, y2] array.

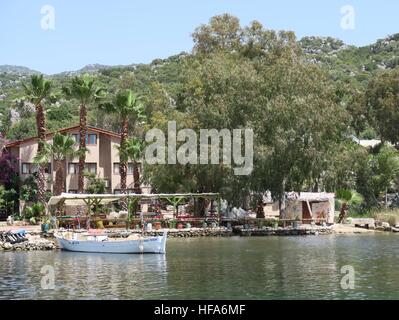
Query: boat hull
[[55, 232, 167, 254]]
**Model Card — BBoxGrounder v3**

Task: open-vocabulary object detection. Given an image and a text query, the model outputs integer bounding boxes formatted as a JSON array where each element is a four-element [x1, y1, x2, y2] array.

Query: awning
[[47, 192, 220, 207]]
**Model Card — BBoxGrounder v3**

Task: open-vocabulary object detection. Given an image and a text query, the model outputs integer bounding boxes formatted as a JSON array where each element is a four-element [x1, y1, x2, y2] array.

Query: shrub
[[23, 203, 45, 219], [388, 215, 398, 227], [372, 209, 399, 226], [168, 219, 177, 229]]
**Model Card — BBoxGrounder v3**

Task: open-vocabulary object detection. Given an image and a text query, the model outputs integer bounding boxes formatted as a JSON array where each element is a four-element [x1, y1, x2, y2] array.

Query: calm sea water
[[0, 234, 398, 300]]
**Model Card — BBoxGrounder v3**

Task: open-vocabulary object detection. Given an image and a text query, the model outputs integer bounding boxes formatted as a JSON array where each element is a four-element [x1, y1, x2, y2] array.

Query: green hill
[[1, 31, 399, 141]]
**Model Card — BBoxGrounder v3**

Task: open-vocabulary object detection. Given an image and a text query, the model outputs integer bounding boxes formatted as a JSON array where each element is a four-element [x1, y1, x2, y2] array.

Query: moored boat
[[54, 230, 167, 254]]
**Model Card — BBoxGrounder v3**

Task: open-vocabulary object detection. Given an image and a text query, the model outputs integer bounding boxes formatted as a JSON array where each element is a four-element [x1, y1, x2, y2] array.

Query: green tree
[[336, 189, 364, 223], [63, 74, 106, 193], [355, 144, 399, 207], [192, 14, 242, 55], [121, 137, 146, 194], [6, 118, 37, 141], [366, 67, 399, 147], [84, 172, 107, 194], [251, 56, 348, 210], [101, 90, 145, 195], [0, 186, 18, 217], [22, 74, 52, 206], [192, 14, 298, 59], [34, 133, 83, 196]]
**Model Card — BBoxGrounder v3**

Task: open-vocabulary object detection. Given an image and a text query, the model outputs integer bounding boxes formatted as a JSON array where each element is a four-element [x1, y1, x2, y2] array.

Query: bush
[[372, 209, 399, 226], [257, 219, 278, 228], [23, 203, 45, 219], [388, 215, 398, 227], [168, 220, 177, 229]]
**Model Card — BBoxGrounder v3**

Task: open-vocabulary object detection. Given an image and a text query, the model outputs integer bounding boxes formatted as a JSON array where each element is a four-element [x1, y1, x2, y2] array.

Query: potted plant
[[41, 217, 51, 232], [153, 220, 162, 230], [168, 219, 177, 229], [30, 217, 37, 225], [292, 216, 301, 229]]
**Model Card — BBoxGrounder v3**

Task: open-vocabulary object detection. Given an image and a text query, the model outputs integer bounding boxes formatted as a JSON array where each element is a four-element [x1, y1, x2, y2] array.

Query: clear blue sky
[[1, 0, 398, 74]]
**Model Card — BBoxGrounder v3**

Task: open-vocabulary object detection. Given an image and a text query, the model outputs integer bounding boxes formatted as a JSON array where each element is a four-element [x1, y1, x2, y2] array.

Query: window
[[45, 163, 52, 174], [114, 163, 135, 174], [22, 163, 52, 174], [114, 189, 121, 195], [71, 133, 97, 145], [85, 163, 97, 174], [68, 163, 78, 174], [86, 134, 97, 145], [22, 163, 30, 174], [30, 164, 38, 174], [128, 163, 134, 175], [71, 134, 79, 144]]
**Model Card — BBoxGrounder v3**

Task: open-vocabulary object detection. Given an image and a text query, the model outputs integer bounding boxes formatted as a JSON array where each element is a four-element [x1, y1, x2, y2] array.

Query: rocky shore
[[235, 225, 334, 236], [1, 223, 397, 252], [117, 227, 233, 238], [0, 234, 57, 251]]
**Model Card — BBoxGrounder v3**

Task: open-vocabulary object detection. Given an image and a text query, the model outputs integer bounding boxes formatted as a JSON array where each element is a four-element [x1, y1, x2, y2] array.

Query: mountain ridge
[[1, 33, 399, 77]]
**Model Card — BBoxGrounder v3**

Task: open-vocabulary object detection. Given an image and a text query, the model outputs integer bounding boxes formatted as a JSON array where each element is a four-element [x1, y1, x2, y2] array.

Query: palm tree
[[22, 74, 52, 206], [101, 90, 145, 195], [122, 137, 146, 194], [336, 189, 364, 223], [34, 133, 83, 196], [63, 74, 105, 193]]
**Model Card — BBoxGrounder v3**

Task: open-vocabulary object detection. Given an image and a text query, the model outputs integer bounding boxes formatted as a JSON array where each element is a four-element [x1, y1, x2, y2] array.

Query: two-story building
[[4, 125, 150, 197]]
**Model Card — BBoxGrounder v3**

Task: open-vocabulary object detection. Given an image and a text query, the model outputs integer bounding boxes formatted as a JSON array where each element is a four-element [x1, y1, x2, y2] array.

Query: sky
[[0, 0, 398, 74]]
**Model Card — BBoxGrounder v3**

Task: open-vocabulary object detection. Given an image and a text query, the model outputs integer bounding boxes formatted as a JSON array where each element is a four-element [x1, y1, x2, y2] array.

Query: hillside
[[299, 33, 399, 87], [1, 33, 399, 141]]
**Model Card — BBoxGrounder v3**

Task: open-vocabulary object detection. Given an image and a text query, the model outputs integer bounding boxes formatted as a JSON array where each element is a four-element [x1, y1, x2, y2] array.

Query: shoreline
[[0, 224, 394, 252]]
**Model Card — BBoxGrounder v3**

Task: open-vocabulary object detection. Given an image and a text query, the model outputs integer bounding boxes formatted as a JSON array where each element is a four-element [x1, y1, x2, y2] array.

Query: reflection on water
[[0, 252, 167, 299], [0, 234, 398, 300]]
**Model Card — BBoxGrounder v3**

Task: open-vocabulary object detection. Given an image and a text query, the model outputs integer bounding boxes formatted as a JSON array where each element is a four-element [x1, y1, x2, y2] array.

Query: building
[[284, 192, 335, 224], [4, 125, 150, 197]]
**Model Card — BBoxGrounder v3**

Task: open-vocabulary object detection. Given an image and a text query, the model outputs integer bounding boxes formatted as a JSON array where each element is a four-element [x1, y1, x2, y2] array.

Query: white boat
[[55, 230, 167, 254]]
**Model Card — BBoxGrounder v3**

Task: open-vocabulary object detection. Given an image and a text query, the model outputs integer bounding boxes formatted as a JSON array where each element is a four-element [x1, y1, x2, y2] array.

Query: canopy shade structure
[[48, 192, 221, 207]]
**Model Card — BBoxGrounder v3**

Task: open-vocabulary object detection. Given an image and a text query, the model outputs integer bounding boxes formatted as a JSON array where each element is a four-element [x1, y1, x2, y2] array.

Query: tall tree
[[22, 74, 52, 205], [366, 67, 399, 147], [63, 74, 105, 193], [192, 14, 242, 54], [122, 137, 145, 194], [101, 90, 145, 195], [34, 133, 82, 196], [252, 58, 348, 211]]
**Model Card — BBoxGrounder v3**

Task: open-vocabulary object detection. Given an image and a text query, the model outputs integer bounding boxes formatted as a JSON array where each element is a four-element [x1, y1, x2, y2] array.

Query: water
[[0, 234, 398, 300]]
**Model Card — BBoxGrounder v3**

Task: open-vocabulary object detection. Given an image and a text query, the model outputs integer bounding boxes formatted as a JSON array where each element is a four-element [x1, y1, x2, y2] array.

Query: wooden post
[[306, 200, 313, 223], [126, 197, 131, 231], [217, 194, 221, 226], [85, 198, 91, 230]]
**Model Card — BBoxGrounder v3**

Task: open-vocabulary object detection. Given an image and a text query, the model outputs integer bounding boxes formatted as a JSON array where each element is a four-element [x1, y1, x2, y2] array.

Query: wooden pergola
[[47, 192, 222, 228]]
